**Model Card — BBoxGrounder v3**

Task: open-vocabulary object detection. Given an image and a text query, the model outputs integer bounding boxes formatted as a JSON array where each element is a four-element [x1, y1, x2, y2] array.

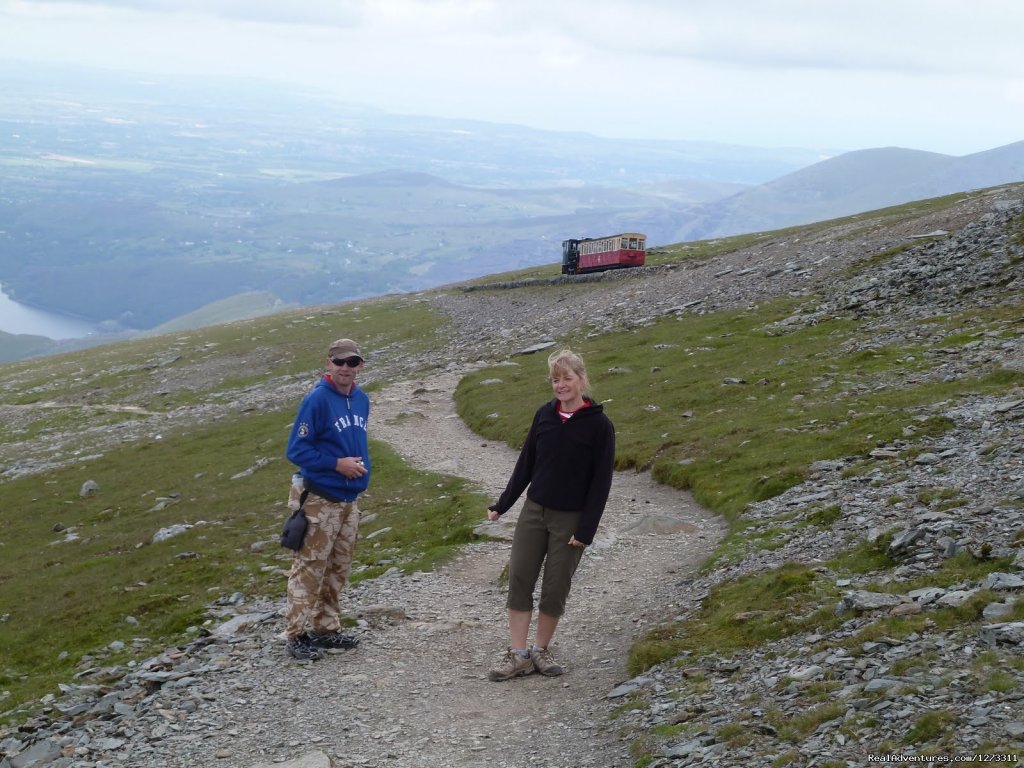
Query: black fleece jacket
[[489, 398, 615, 545]]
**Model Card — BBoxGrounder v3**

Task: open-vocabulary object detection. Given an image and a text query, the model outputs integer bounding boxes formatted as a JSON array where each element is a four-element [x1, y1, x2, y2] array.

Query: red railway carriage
[[561, 232, 646, 275]]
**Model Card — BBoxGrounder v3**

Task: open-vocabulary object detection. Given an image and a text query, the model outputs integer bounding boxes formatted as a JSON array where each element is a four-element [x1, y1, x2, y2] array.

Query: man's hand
[[336, 456, 368, 478]]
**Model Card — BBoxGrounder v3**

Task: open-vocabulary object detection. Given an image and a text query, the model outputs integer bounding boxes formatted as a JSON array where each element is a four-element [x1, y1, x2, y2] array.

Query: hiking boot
[[285, 633, 322, 661], [488, 648, 534, 681], [308, 630, 360, 650], [531, 646, 564, 676]]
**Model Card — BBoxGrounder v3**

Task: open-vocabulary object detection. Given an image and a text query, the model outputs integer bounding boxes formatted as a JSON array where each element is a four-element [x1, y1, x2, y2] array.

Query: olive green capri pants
[[506, 498, 586, 618]]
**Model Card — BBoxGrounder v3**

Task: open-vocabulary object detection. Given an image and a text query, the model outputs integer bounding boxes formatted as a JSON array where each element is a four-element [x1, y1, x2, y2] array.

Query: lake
[[0, 283, 98, 339]]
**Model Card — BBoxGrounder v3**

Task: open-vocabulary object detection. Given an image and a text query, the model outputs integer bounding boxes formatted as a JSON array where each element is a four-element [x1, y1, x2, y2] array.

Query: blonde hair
[[547, 348, 590, 394]]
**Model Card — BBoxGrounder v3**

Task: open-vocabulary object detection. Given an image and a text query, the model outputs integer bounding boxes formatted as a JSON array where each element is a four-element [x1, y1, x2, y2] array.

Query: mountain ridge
[[682, 141, 1024, 239]]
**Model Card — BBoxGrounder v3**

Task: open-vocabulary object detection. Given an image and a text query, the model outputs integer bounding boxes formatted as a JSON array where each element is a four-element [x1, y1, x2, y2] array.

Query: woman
[[486, 348, 616, 681]]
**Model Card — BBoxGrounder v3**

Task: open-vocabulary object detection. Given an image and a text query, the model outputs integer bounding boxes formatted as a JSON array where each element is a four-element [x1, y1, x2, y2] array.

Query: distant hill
[[1, 61, 1022, 359], [143, 292, 293, 335], [677, 141, 1024, 239], [0, 164, 739, 333], [909, 139, 1024, 196], [0, 330, 57, 364], [0, 63, 811, 337]]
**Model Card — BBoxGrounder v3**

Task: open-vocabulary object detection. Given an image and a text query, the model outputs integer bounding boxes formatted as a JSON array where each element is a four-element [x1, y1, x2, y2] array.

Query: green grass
[[804, 504, 842, 528], [903, 709, 956, 746], [0, 405, 487, 721], [455, 296, 1024, 525], [768, 702, 846, 743], [626, 562, 842, 674], [0, 296, 482, 722]]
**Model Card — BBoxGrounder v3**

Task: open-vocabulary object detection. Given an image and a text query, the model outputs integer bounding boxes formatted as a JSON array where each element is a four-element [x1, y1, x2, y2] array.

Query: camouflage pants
[[285, 486, 360, 639]]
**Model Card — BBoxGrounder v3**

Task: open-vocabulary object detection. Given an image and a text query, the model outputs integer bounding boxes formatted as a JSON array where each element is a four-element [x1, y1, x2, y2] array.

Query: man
[[283, 338, 371, 660]]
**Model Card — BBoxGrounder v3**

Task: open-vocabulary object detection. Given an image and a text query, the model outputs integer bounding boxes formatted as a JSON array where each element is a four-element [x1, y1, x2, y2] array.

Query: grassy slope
[[0, 297, 485, 720], [455, 298, 1022, 524]]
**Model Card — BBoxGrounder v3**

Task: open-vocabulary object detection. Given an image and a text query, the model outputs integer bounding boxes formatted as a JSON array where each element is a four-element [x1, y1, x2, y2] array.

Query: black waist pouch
[[303, 478, 349, 504], [280, 489, 310, 550]]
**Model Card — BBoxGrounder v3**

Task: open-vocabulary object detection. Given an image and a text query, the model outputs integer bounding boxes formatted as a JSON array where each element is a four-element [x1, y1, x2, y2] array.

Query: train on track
[[560, 232, 647, 275]]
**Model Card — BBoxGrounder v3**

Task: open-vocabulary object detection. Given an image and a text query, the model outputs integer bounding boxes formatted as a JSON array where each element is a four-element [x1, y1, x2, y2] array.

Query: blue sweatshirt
[[286, 375, 371, 502]]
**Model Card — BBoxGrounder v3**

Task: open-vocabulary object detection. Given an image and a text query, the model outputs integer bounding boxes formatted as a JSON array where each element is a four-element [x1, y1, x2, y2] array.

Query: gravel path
[[0, 368, 723, 768], [251, 369, 724, 768]]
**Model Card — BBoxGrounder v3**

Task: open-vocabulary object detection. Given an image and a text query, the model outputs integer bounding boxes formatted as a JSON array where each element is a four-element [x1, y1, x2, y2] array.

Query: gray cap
[[328, 338, 362, 359]]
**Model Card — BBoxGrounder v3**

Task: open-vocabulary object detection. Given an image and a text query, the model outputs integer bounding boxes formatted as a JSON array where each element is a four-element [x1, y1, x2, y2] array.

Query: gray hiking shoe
[[285, 633, 322, 661], [488, 649, 534, 681], [309, 630, 360, 650], [531, 646, 564, 676]]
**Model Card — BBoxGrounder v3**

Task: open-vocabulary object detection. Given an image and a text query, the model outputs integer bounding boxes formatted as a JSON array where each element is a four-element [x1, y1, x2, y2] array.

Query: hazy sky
[[2, 0, 1023, 156]]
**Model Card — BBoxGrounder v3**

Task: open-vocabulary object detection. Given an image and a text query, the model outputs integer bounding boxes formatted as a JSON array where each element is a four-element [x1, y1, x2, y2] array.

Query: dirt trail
[[280, 370, 725, 768], [122, 369, 723, 768]]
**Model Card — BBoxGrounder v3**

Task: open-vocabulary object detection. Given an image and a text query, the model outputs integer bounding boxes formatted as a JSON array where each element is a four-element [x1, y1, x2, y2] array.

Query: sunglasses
[[331, 356, 363, 368]]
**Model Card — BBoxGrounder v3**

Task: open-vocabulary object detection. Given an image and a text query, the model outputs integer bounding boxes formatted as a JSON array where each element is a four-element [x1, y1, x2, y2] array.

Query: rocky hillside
[[611, 192, 1024, 765], [1, 184, 1023, 768]]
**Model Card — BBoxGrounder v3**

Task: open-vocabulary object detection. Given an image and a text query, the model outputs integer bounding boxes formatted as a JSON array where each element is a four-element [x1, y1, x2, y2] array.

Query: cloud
[[545, 0, 1024, 78], [8, 0, 1024, 79], [2, 0, 1023, 154], [8, 0, 366, 26]]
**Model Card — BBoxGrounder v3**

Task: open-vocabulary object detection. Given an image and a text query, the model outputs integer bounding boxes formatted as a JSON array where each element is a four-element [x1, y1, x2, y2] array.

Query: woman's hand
[[568, 536, 587, 548], [486, 509, 500, 522]]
